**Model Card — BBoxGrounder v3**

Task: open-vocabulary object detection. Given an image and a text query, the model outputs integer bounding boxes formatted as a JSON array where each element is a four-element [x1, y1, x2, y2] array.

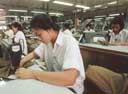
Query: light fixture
[[108, 1, 117, 5], [0, 9, 4, 11], [109, 13, 120, 16], [94, 4, 102, 8], [106, 16, 114, 19], [95, 18, 103, 21], [49, 12, 63, 16], [53, 1, 73, 6], [102, 6, 108, 9], [4, 15, 18, 17], [95, 15, 106, 18], [8, 9, 27, 12], [75, 5, 90, 10], [31, 11, 46, 14], [21, 16, 32, 18], [0, 21, 6, 24], [39, 0, 50, 2]]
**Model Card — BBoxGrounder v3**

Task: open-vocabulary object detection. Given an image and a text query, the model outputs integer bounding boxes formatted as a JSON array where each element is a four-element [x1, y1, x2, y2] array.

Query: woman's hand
[[15, 68, 35, 79]]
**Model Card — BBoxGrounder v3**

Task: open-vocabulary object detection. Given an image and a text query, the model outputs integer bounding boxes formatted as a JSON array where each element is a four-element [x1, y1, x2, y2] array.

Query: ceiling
[[0, 0, 128, 17]]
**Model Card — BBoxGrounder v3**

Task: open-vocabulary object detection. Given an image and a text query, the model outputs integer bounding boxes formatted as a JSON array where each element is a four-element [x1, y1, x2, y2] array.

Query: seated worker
[[83, 24, 95, 33], [109, 16, 128, 46], [85, 17, 128, 92], [86, 65, 128, 94], [15, 14, 85, 94], [63, 23, 73, 36]]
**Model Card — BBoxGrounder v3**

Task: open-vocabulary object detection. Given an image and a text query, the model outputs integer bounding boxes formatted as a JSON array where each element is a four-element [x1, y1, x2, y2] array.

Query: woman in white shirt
[[11, 22, 28, 55], [84, 24, 95, 33], [63, 23, 73, 36]]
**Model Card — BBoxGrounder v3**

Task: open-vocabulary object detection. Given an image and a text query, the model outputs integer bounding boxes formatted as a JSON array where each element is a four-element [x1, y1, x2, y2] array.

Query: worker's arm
[[19, 51, 37, 67], [109, 42, 128, 46], [15, 68, 78, 86]]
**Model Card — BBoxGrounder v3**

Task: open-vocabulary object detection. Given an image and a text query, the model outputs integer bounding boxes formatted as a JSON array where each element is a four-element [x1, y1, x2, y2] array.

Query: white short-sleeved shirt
[[34, 31, 85, 94], [63, 29, 73, 36], [5, 29, 14, 38], [109, 29, 128, 43], [83, 29, 95, 33], [14, 31, 28, 55]]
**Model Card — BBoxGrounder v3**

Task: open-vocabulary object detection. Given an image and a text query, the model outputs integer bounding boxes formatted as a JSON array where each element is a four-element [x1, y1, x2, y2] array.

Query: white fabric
[[83, 29, 95, 33], [109, 29, 128, 43], [63, 29, 73, 36], [34, 31, 85, 94], [4, 30, 14, 38], [93, 37, 106, 43], [14, 31, 28, 55]]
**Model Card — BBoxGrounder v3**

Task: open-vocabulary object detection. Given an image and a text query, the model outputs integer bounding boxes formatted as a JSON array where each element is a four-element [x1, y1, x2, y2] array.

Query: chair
[[83, 78, 105, 94]]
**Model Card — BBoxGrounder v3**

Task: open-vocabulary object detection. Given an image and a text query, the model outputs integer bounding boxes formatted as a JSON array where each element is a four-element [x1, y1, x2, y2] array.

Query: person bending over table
[[15, 14, 85, 94]]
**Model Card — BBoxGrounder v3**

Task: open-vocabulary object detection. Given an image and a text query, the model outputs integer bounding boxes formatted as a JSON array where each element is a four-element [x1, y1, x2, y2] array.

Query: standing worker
[[63, 23, 73, 36], [11, 22, 28, 55]]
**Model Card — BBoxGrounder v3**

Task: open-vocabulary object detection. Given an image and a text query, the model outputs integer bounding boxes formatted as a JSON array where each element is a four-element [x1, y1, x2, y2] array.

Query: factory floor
[[0, 57, 10, 65], [0, 57, 11, 77]]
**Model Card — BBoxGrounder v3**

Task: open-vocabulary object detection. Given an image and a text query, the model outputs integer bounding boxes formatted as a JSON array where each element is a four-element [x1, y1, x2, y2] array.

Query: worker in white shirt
[[109, 16, 128, 46], [11, 22, 28, 55], [79, 24, 95, 43], [63, 23, 73, 36], [15, 14, 85, 94], [85, 17, 128, 94], [84, 24, 95, 33]]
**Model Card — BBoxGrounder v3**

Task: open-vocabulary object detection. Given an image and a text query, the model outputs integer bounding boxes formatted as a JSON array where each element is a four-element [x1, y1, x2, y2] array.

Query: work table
[[80, 43, 128, 73]]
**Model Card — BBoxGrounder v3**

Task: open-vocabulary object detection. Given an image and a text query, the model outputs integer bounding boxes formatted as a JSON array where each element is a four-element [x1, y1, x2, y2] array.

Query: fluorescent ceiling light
[[8, 9, 27, 12], [75, 5, 90, 10], [49, 12, 63, 16], [94, 5, 102, 8], [102, 6, 108, 9], [95, 15, 106, 18], [108, 1, 117, 5], [0, 21, 6, 24], [39, 0, 50, 1], [21, 16, 32, 18], [0, 9, 4, 11], [95, 18, 103, 21], [4, 15, 18, 17], [53, 1, 73, 6], [109, 13, 120, 16], [31, 11, 46, 14], [106, 16, 114, 19]]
